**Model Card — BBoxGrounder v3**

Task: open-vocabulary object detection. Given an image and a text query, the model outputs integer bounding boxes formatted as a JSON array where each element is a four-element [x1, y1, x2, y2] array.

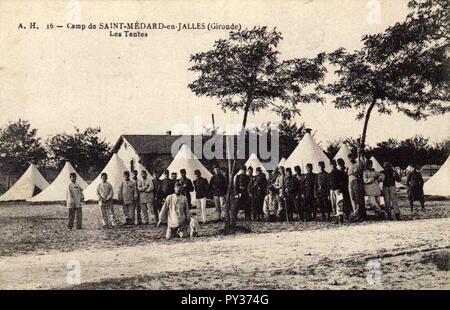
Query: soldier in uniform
[[118, 171, 138, 225], [252, 167, 268, 221], [406, 165, 425, 212], [294, 165, 306, 221], [246, 166, 255, 221], [284, 168, 299, 221], [234, 166, 251, 221], [178, 168, 194, 208], [315, 161, 330, 221], [304, 163, 317, 221], [131, 170, 141, 225], [137, 170, 155, 225]]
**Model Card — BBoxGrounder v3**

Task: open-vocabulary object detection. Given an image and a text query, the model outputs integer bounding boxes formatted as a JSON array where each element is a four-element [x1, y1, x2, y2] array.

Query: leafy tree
[[0, 120, 47, 187], [46, 127, 111, 178], [188, 26, 327, 232], [326, 0, 449, 156]]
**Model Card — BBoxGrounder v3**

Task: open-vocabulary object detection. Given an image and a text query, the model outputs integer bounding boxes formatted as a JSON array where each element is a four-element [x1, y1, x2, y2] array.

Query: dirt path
[[0, 218, 448, 289]]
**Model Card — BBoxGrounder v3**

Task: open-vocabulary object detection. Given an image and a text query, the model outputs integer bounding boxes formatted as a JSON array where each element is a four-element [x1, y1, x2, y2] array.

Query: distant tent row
[[1, 139, 449, 202], [0, 164, 49, 202]]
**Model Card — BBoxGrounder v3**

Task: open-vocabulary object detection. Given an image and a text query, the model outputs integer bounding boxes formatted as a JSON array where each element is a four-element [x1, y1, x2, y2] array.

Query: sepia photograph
[[0, 0, 448, 299]]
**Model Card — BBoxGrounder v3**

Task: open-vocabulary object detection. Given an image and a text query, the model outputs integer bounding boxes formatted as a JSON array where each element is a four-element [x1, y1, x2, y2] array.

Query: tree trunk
[[357, 97, 377, 219], [359, 98, 377, 158], [224, 94, 252, 233]]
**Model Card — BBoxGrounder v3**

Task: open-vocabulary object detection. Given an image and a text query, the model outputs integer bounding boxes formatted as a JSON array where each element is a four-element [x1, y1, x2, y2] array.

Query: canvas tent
[[0, 164, 49, 201], [277, 158, 286, 167], [244, 153, 269, 177], [423, 156, 450, 196], [284, 132, 331, 173], [369, 156, 406, 189], [333, 143, 352, 167], [160, 144, 212, 202], [27, 162, 88, 203], [370, 156, 384, 172], [83, 154, 128, 201], [161, 144, 212, 181]]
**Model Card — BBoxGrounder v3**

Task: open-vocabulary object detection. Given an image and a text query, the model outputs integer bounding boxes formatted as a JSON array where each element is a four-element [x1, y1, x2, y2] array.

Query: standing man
[[193, 169, 210, 223], [304, 164, 317, 221], [131, 170, 141, 225], [66, 172, 84, 230], [329, 160, 345, 224], [337, 158, 352, 220], [157, 182, 189, 239], [246, 166, 255, 221], [382, 162, 401, 220], [294, 166, 305, 221], [284, 168, 299, 221], [253, 167, 268, 221], [152, 171, 162, 222], [234, 166, 251, 221], [315, 161, 330, 221], [347, 154, 365, 221], [118, 171, 138, 225], [210, 166, 228, 221], [137, 170, 155, 225], [178, 169, 194, 208], [97, 172, 117, 228], [406, 165, 425, 212], [159, 170, 175, 204]]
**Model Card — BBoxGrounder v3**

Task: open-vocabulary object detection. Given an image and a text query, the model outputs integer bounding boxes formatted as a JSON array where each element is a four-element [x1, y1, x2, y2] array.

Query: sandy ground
[[0, 217, 448, 289], [0, 197, 448, 289]]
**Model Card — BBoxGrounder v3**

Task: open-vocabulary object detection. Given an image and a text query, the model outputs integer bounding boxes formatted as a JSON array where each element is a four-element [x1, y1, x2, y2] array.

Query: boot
[[386, 208, 392, 220], [339, 215, 344, 224], [395, 213, 401, 221]]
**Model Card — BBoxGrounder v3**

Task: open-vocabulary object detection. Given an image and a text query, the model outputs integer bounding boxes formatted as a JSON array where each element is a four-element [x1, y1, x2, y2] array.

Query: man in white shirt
[[137, 170, 155, 224], [97, 172, 117, 228], [157, 182, 189, 239], [66, 172, 84, 230]]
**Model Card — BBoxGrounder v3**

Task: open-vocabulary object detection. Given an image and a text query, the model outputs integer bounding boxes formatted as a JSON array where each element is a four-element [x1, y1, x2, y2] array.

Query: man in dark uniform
[[284, 168, 299, 221], [406, 165, 425, 212], [131, 170, 142, 225], [247, 166, 255, 221], [159, 170, 175, 204], [304, 163, 317, 221], [234, 165, 251, 221], [294, 165, 305, 221], [252, 167, 268, 221], [152, 171, 162, 222], [210, 166, 228, 221], [178, 168, 194, 208], [315, 161, 330, 221]]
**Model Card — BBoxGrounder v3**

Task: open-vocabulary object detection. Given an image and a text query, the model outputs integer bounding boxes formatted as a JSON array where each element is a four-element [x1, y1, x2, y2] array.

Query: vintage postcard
[[0, 0, 448, 297]]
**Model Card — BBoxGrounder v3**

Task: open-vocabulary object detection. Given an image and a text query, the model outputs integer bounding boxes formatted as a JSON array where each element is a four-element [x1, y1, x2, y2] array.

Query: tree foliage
[[326, 0, 449, 151], [46, 127, 111, 176], [189, 26, 327, 125], [0, 119, 47, 178]]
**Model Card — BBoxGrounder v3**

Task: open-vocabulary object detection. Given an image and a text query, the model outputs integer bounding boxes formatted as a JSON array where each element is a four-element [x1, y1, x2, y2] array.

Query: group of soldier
[[65, 152, 427, 238]]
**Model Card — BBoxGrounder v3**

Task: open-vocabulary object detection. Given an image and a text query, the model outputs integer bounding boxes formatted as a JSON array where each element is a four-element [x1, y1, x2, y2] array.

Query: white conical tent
[[284, 132, 331, 173], [160, 144, 212, 181], [160, 144, 212, 203], [333, 143, 352, 167], [27, 162, 88, 203], [244, 153, 269, 177], [369, 156, 405, 189], [0, 164, 49, 201], [424, 156, 450, 196], [370, 156, 384, 172], [278, 158, 286, 167], [83, 154, 128, 201]]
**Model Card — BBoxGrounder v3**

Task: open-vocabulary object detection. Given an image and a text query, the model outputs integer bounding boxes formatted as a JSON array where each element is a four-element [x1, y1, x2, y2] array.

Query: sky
[[0, 0, 448, 148]]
